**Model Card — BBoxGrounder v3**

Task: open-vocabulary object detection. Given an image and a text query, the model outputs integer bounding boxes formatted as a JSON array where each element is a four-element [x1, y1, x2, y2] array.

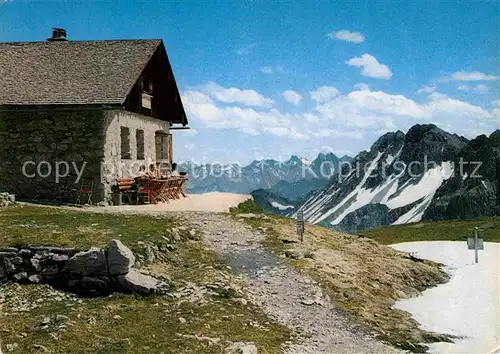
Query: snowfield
[[391, 241, 500, 353]]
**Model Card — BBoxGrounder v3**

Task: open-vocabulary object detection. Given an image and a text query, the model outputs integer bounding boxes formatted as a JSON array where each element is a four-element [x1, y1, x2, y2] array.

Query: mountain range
[[180, 153, 352, 199], [288, 124, 500, 232]]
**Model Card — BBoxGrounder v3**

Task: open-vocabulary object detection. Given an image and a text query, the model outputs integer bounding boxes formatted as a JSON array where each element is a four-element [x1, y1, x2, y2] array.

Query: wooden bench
[[116, 177, 135, 204]]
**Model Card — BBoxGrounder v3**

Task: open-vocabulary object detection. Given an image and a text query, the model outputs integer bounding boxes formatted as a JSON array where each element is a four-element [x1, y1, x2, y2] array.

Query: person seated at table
[[145, 164, 157, 179], [136, 165, 147, 178], [171, 163, 180, 177], [131, 164, 147, 193]]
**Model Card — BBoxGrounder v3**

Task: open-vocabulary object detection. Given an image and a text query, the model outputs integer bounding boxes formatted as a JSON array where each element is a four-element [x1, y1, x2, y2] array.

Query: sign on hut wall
[[142, 92, 152, 109]]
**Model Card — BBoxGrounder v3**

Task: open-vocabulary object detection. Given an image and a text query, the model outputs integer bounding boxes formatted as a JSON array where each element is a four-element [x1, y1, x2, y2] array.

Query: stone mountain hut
[[0, 28, 189, 203]]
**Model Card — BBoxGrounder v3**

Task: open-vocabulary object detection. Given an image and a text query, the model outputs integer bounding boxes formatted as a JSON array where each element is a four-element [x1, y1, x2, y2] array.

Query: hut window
[[120, 127, 131, 160], [155, 132, 172, 161], [136, 130, 145, 160]]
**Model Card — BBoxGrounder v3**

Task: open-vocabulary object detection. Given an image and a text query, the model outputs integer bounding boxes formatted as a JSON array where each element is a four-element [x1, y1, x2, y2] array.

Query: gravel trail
[[184, 212, 400, 354], [61, 202, 400, 353]]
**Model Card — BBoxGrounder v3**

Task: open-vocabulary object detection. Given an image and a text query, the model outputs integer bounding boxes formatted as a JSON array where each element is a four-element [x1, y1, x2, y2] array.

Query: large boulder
[[107, 239, 135, 275], [63, 247, 108, 277], [117, 269, 161, 295]]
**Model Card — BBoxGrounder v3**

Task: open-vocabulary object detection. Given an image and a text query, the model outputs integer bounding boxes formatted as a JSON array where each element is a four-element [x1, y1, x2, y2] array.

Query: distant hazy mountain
[[288, 124, 500, 233], [180, 153, 351, 197]]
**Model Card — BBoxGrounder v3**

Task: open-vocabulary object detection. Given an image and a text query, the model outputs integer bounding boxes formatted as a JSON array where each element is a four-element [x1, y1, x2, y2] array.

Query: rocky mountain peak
[[287, 155, 302, 163], [399, 124, 467, 165], [312, 152, 339, 163], [490, 129, 500, 142], [371, 130, 405, 154]]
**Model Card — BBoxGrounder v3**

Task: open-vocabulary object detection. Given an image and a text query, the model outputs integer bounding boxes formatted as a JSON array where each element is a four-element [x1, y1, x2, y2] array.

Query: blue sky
[[1, 0, 499, 164]]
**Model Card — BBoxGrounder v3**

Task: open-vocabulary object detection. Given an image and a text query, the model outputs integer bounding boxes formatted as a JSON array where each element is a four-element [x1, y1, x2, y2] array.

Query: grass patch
[[360, 217, 500, 245], [229, 199, 263, 214], [0, 205, 290, 353], [0, 204, 187, 253]]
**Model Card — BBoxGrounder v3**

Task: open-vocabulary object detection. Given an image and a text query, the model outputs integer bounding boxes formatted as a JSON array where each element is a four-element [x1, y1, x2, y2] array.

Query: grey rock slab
[[116, 269, 159, 295], [13, 272, 28, 281], [63, 247, 108, 277], [52, 254, 69, 262], [107, 239, 135, 275], [28, 274, 42, 284], [30, 258, 42, 271]]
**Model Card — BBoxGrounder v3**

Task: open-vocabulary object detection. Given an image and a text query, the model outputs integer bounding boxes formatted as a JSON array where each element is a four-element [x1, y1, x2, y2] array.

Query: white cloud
[[236, 44, 255, 55], [260, 66, 274, 74], [259, 65, 285, 75], [449, 71, 499, 81], [328, 30, 365, 43], [182, 82, 497, 147], [200, 81, 274, 107], [348, 90, 428, 118], [310, 86, 340, 103], [312, 87, 494, 136], [457, 84, 489, 94], [474, 84, 489, 94], [426, 92, 490, 118], [264, 127, 308, 140], [182, 89, 305, 140], [492, 99, 500, 107], [354, 83, 369, 91], [417, 84, 437, 95], [345, 54, 393, 79], [183, 128, 199, 136], [281, 90, 303, 105], [311, 129, 364, 139], [184, 143, 195, 150]]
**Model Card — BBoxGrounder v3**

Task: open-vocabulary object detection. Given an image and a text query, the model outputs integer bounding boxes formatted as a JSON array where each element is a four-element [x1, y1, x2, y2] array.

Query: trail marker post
[[466, 227, 484, 263], [297, 210, 304, 242]]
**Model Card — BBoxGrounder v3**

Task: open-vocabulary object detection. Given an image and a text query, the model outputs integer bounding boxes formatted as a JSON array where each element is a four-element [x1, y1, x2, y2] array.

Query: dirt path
[[52, 202, 400, 353], [183, 212, 400, 354]]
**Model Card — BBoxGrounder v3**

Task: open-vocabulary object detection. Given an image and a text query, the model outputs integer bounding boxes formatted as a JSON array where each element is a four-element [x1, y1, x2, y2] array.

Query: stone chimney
[[47, 28, 67, 42]]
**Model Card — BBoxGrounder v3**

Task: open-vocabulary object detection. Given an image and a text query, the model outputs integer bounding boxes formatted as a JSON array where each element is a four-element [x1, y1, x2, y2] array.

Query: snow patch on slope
[[271, 201, 295, 210], [391, 241, 500, 353], [392, 195, 433, 225], [303, 187, 340, 221], [309, 151, 384, 225], [386, 161, 453, 210], [300, 157, 312, 165], [330, 175, 399, 225]]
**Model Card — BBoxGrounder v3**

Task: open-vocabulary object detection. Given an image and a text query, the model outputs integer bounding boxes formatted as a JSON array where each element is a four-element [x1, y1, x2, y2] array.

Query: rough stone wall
[[0, 109, 171, 203], [0, 240, 169, 296], [101, 110, 171, 200], [0, 109, 106, 202]]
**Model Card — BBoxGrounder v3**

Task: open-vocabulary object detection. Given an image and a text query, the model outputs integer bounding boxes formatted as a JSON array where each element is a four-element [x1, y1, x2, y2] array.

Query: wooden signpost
[[296, 210, 304, 242], [467, 227, 484, 263]]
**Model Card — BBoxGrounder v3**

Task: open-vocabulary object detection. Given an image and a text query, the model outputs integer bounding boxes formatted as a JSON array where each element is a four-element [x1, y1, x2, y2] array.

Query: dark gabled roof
[[0, 39, 162, 106]]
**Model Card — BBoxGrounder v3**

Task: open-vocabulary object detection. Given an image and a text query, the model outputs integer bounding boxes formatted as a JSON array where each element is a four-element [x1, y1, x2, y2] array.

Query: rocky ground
[[183, 212, 400, 353], [0, 204, 290, 353], [1, 203, 449, 353]]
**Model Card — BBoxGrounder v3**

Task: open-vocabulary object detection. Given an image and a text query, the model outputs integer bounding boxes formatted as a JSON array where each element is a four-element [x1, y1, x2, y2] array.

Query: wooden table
[[136, 176, 188, 204]]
